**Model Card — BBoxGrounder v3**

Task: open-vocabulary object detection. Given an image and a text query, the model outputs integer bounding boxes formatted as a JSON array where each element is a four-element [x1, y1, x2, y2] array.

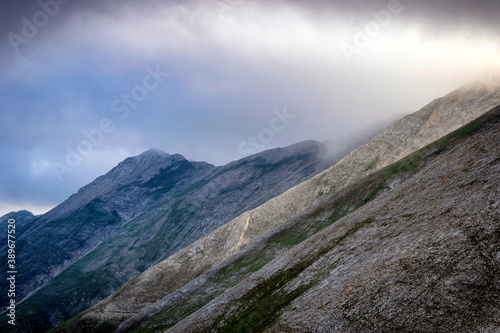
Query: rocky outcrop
[[160, 102, 500, 333], [65, 83, 500, 331]]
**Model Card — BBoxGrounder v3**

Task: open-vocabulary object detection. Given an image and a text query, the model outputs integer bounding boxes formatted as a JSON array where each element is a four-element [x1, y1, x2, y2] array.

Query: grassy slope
[[115, 106, 500, 333], [40, 147, 340, 333]]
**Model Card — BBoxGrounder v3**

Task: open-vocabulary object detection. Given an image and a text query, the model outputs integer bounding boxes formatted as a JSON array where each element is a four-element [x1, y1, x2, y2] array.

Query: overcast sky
[[0, 0, 499, 216]]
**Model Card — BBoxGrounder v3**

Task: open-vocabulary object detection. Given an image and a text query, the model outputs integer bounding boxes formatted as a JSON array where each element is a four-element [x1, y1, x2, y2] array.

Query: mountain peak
[[132, 149, 189, 165], [0, 210, 35, 222], [138, 148, 169, 158], [44, 150, 189, 221]]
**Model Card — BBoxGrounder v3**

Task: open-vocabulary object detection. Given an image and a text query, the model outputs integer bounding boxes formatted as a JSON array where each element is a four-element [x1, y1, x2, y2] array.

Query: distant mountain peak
[[0, 210, 35, 222], [43, 150, 192, 221], [138, 148, 169, 158], [130, 149, 190, 166]]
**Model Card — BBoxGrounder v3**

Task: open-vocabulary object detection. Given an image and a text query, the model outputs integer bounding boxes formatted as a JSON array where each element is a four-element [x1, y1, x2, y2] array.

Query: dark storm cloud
[[0, 0, 499, 215], [2, 0, 497, 34], [288, 0, 500, 26], [1, 0, 498, 60]]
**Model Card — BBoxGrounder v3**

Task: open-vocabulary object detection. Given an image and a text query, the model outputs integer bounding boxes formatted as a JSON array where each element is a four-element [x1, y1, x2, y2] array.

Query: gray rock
[[1, 139, 351, 332], [67, 83, 500, 332], [164, 103, 500, 333]]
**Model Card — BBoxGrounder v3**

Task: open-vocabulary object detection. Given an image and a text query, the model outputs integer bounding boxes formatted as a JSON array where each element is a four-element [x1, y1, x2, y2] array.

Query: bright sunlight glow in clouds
[[0, 0, 499, 216]]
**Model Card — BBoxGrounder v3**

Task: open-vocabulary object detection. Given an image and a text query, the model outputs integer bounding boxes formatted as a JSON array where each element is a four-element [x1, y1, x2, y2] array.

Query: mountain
[[1, 151, 214, 306], [1, 139, 358, 332], [0, 210, 36, 236], [146, 103, 500, 333], [0, 210, 35, 231], [59, 83, 500, 332]]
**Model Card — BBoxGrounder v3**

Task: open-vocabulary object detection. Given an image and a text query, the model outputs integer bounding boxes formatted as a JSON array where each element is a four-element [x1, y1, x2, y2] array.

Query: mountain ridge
[[162, 104, 500, 333], [60, 83, 500, 331], [1, 138, 357, 332], [1, 150, 210, 307]]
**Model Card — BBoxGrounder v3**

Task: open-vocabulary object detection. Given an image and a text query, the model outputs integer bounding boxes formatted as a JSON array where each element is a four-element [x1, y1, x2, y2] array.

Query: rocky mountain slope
[[62, 83, 500, 332], [122, 99, 500, 333], [1, 140, 352, 332], [1, 151, 214, 307]]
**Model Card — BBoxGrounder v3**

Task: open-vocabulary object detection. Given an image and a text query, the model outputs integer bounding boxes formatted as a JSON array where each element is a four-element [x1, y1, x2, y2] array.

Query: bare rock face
[[161, 103, 500, 333], [68, 83, 500, 331]]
